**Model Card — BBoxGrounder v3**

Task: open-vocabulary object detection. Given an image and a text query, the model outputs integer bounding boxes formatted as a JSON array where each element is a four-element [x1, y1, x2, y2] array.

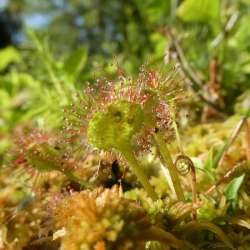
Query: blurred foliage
[[177, 0, 220, 23], [0, 0, 249, 104], [0, 46, 21, 70], [0, 0, 249, 149]]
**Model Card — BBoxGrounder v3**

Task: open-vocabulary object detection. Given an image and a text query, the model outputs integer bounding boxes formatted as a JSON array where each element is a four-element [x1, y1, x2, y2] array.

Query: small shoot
[[224, 174, 245, 210]]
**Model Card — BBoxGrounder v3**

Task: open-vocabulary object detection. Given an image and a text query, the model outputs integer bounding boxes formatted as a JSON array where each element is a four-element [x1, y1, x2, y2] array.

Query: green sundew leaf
[[177, 0, 220, 23], [87, 100, 144, 151], [0, 46, 21, 71], [225, 174, 245, 209], [63, 46, 88, 81]]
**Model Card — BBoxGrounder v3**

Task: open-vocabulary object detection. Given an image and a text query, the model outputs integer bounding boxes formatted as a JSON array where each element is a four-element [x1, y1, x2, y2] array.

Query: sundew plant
[[1, 0, 250, 250]]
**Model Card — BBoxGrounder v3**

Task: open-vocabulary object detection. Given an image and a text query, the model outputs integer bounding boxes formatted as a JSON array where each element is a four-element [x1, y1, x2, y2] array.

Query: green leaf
[[225, 174, 245, 209], [241, 0, 250, 5], [229, 15, 250, 52], [0, 47, 21, 71], [204, 148, 214, 171], [212, 142, 228, 169], [63, 46, 88, 81], [177, 0, 220, 23]]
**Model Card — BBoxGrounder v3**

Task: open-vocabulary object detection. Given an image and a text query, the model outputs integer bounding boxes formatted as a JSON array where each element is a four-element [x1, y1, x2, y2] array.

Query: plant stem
[[122, 148, 158, 200], [154, 132, 184, 201]]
